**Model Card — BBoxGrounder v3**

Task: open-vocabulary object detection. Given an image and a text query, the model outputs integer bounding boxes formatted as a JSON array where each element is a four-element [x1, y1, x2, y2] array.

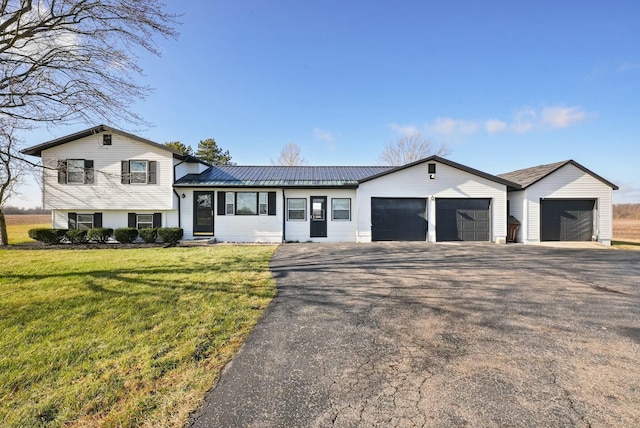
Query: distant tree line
[[3, 206, 51, 215], [613, 204, 640, 219]]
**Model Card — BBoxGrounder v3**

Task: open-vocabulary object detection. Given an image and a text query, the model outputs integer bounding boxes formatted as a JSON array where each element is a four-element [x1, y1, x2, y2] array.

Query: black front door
[[310, 196, 327, 238], [193, 191, 214, 235]]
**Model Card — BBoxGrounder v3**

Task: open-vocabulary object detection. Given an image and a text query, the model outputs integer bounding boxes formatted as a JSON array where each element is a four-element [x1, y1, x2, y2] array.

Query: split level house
[[21, 125, 618, 245]]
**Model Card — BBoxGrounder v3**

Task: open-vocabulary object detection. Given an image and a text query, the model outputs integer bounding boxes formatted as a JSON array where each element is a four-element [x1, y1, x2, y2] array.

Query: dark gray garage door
[[371, 198, 427, 241], [436, 198, 491, 242], [540, 199, 595, 241]]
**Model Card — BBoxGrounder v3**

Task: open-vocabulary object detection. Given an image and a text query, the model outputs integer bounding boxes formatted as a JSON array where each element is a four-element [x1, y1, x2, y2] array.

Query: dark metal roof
[[359, 155, 522, 189], [498, 160, 619, 190], [174, 165, 394, 188], [20, 124, 208, 165]]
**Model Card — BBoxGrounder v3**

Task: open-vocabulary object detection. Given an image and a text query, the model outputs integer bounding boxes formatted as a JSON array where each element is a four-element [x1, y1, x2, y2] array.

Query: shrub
[[114, 227, 139, 244], [28, 228, 66, 244], [66, 229, 88, 244], [87, 227, 114, 243], [138, 228, 158, 243], [158, 227, 183, 245]]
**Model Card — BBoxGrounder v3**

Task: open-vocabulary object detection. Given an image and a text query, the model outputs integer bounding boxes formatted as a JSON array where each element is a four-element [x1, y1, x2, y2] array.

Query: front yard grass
[[0, 246, 276, 427]]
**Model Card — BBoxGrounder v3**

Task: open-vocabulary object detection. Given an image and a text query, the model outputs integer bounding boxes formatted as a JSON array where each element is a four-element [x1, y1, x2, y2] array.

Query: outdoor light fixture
[[182, 193, 186, 198]]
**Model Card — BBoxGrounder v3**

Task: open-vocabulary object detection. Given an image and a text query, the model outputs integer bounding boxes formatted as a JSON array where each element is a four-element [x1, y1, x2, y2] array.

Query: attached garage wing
[[436, 198, 491, 242], [540, 199, 595, 241], [371, 198, 427, 241]]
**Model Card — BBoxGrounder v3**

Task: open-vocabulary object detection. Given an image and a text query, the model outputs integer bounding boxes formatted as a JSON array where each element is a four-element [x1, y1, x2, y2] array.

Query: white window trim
[[67, 159, 85, 184], [136, 214, 154, 229], [225, 192, 235, 215], [331, 198, 351, 221], [287, 198, 307, 221], [76, 213, 94, 230], [130, 160, 148, 185], [259, 192, 268, 216]]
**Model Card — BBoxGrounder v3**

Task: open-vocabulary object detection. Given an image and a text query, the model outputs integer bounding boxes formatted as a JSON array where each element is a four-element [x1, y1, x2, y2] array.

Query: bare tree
[[0, 0, 179, 245], [378, 134, 451, 166], [272, 143, 307, 166], [0, 120, 31, 245]]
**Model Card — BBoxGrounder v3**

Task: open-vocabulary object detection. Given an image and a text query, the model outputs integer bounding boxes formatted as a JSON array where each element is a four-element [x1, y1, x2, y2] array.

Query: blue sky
[[12, 0, 640, 207]]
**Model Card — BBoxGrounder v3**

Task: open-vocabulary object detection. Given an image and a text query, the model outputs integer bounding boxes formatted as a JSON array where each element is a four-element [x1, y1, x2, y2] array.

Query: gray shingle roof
[[174, 165, 394, 188], [498, 160, 619, 190], [497, 160, 569, 188]]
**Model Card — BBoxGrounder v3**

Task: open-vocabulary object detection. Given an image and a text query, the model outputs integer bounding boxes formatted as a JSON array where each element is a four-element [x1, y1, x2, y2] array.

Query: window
[[218, 191, 276, 216], [128, 212, 161, 229], [428, 163, 436, 174], [130, 160, 148, 184], [58, 159, 94, 184], [137, 214, 154, 229], [236, 192, 258, 215], [76, 214, 94, 230], [259, 192, 268, 215], [103, 134, 112, 145], [332, 198, 351, 221], [68, 213, 102, 229], [67, 159, 85, 184], [287, 198, 306, 220], [225, 193, 235, 215], [121, 160, 157, 184]]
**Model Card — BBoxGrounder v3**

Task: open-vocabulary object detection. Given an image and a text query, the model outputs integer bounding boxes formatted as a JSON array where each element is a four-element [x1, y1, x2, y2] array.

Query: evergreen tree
[[196, 139, 235, 165], [164, 141, 193, 156]]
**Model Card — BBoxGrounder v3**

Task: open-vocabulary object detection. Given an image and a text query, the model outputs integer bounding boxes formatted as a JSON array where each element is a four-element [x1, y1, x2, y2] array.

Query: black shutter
[[93, 213, 102, 228], [153, 213, 162, 228], [85, 160, 94, 184], [121, 161, 130, 184], [128, 213, 136, 228], [148, 161, 157, 184], [217, 191, 226, 215], [58, 160, 67, 184], [268, 191, 276, 216], [68, 212, 77, 229]]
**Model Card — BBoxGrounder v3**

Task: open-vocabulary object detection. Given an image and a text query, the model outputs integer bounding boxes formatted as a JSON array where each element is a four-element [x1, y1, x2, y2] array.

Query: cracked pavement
[[189, 243, 640, 427]]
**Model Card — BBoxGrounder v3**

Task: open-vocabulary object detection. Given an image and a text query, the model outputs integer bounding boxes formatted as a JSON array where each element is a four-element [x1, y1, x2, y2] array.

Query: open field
[[0, 245, 276, 428], [5, 214, 51, 245], [613, 218, 640, 250]]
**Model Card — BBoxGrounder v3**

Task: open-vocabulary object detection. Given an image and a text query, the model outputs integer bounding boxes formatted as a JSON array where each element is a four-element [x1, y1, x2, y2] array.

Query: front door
[[310, 196, 327, 238], [193, 191, 214, 235]]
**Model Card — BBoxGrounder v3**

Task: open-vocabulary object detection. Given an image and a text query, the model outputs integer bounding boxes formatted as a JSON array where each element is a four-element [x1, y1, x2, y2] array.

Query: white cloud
[[510, 107, 537, 133], [428, 117, 479, 135], [485, 119, 507, 133], [541, 106, 586, 129], [312, 128, 334, 141], [389, 123, 421, 137]]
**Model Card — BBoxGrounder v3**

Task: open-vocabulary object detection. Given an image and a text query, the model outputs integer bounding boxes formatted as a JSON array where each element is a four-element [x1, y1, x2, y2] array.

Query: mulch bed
[[4, 242, 172, 250]]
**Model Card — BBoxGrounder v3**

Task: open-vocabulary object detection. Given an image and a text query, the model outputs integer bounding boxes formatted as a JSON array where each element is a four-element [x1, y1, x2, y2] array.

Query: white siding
[[284, 189, 358, 242], [52, 210, 179, 229], [357, 161, 508, 243], [42, 132, 176, 210], [175, 160, 209, 179], [523, 163, 614, 244], [181, 188, 282, 242], [507, 190, 525, 242]]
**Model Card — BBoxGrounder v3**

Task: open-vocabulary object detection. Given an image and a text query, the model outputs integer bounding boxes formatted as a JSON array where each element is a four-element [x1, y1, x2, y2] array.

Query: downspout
[[282, 188, 286, 243], [173, 160, 185, 228]]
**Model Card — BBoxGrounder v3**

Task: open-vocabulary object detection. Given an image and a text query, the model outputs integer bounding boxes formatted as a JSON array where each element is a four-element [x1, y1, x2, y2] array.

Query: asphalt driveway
[[189, 243, 640, 427]]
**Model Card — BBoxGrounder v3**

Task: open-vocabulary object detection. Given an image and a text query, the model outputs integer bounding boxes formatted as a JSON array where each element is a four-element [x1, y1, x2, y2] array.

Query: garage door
[[540, 199, 595, 241], [436, 199, 491, 242], [371, 198, 427, 241]]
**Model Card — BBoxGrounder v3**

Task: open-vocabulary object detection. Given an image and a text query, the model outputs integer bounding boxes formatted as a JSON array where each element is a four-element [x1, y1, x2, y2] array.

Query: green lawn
[[7, 222, 49, 244], [0, 246, 276, 427]]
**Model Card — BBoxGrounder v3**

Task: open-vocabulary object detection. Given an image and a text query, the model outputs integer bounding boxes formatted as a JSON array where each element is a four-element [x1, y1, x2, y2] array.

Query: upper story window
[[130, 161, 148, 184], [121, 160, 157, 184], [57, 159, 94, 184], [102, 134, 112, 145]]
